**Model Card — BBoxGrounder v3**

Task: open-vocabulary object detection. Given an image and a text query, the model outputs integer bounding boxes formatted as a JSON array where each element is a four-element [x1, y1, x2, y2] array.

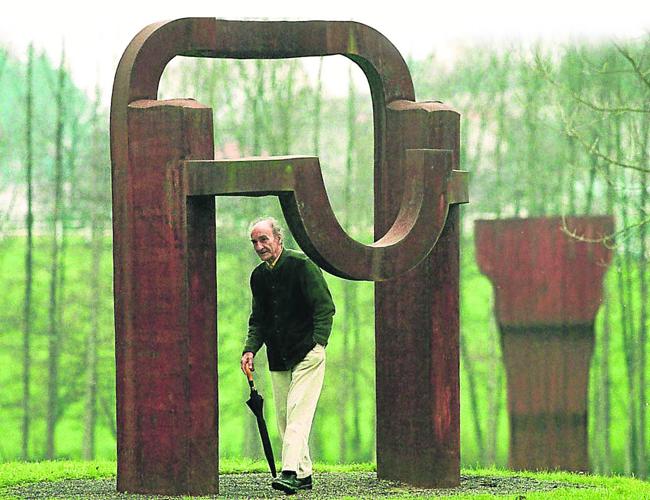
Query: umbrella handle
[[244, 365, 255, 389]]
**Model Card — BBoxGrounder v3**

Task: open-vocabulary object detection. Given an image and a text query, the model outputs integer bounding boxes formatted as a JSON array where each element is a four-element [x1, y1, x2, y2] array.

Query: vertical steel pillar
[[114, 99, 217, 495], [375, 102, 461, 487], [475, 216, 614, 471]]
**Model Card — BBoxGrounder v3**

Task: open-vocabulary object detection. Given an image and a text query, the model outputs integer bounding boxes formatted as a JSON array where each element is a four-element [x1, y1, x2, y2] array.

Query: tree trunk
[[280, 61, 296, 155], [460, 333, 485, 462], [309, 57, 326, 460], [338, 67, 358, 462], [566, 135, 578, 215], [465, 102, 489, 464], [617, 161, 638, 476], [55, 112, 78, 415], [252, 60, 264, 156], [240, 59, 267, 459], [487, 62, 507, 465], [485, 320, 504, 465], [339, 283, 350, 462], [83, 211, 100, 460], [83, 89, 102, 460], [45, 47, 66, 460], [635, 119, 649, 479], [493, 55, 507, 216], [583, 129, 599, 214], [349, 284, 362, 460], [599, 285, 612, 474], [347, 70, 364, 462], [599, 160, 615, 474], [100, 393, 117, 440], [523, 69, 543, 215], [21, 43, 34, 461], [313, 57, 324, 156]]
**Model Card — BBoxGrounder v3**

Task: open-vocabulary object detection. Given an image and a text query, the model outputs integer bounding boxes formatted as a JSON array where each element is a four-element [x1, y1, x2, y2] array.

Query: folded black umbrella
[[244, 366, 277, 478]]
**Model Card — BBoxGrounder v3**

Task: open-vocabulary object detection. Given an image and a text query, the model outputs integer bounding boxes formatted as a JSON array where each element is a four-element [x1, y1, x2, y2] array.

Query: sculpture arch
[[111, 18, 467, 495], [112, 18, 467, 280]]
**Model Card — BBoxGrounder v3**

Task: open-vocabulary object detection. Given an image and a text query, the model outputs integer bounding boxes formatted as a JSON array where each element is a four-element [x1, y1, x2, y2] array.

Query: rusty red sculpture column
[[111, 18, 468, 495], [475, 216, 614, 471], [112, 99, 217, 494], [375, 101, 462, 486]]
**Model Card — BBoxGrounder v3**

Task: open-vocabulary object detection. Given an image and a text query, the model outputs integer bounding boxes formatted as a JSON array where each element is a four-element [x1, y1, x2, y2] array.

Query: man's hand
[[241, 352, 255, 374]]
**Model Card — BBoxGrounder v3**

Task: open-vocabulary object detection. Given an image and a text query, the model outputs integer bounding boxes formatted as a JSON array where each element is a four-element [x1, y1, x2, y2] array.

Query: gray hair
[[249, 216, 284, 242]]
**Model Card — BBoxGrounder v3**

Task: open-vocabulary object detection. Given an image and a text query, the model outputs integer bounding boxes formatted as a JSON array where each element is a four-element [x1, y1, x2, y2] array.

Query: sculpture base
[[501, 325, 593, 472]]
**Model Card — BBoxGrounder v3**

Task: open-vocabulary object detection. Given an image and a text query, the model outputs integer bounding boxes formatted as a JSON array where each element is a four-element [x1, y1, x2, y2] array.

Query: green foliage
[[0, 460, 115, 489], [0, 48, 99, 225]]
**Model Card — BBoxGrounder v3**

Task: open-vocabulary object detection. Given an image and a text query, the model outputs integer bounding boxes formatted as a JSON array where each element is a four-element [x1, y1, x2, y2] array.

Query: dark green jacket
[[243, 248, 335, 371]]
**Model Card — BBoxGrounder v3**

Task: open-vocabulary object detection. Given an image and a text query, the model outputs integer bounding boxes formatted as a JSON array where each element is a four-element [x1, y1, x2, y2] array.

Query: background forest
[[0, 35, 648, 479]]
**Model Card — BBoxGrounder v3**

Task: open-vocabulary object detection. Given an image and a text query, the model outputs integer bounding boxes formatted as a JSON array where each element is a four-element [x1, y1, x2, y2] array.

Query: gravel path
[[5, 472, 588, 499]]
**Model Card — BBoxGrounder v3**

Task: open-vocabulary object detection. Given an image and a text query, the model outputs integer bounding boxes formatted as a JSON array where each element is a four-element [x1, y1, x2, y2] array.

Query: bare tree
[[82, 86, 105, 460], [45, 46, 66, 459], [312, 57, 324, 156], [21, 43, 34, 461], [538, 39, 649, 477], [635, 115, 649, 478]]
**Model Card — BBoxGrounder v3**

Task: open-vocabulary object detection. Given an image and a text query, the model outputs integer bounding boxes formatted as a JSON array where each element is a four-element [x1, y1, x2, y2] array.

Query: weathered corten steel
[[111, 17, 467, 495], [113, 99, 217, 495], [475, 216, 614, 472], [375, 100, 462, 487], [185, 153, 467, 280]]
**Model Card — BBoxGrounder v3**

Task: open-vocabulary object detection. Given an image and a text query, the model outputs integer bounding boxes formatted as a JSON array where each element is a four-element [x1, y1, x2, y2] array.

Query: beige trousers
[[270, 344, 326, 478]]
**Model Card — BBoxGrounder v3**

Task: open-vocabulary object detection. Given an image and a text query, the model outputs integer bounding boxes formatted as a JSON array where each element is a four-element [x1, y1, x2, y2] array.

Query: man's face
[[250, 222, 282, 263]]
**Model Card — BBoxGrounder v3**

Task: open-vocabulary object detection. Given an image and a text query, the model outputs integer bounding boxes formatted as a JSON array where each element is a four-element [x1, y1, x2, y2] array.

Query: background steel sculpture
[[111, 18, 467, 495], [475, 216, 614, 472]]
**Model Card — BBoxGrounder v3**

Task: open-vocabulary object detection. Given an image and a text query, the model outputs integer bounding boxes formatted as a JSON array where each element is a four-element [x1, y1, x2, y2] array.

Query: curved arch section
[[111, 18, 415, 191], [113, 17, 414, 107], [280, 149, 452, 280], [184, 149, 456, 281], [110, 19, 418, 275], [110, 18, 415, 178], [110, 17, 414, 146]]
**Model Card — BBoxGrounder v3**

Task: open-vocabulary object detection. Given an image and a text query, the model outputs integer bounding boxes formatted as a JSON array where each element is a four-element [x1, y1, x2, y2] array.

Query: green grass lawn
[[460, 466, 650, 499], [0, 460, 648, 499]]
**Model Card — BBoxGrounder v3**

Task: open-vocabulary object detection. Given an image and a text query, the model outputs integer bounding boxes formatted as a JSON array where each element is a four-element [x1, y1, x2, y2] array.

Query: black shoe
[[272, 471, 299, 495], [296, 475, 312, 490]]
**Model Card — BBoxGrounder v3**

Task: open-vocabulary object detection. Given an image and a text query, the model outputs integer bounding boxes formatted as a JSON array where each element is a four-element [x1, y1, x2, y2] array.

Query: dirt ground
[[5, 472, 590, 499]]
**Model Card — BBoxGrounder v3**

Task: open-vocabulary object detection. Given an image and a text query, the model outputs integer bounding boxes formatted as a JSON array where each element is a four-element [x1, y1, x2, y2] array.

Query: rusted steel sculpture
[[475, 216, 614, 472], [111, 18, 468, 495]]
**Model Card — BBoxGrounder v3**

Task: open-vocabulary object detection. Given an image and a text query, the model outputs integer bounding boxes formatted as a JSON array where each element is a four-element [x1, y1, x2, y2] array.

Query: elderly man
[[241, 217, 335, 495]]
